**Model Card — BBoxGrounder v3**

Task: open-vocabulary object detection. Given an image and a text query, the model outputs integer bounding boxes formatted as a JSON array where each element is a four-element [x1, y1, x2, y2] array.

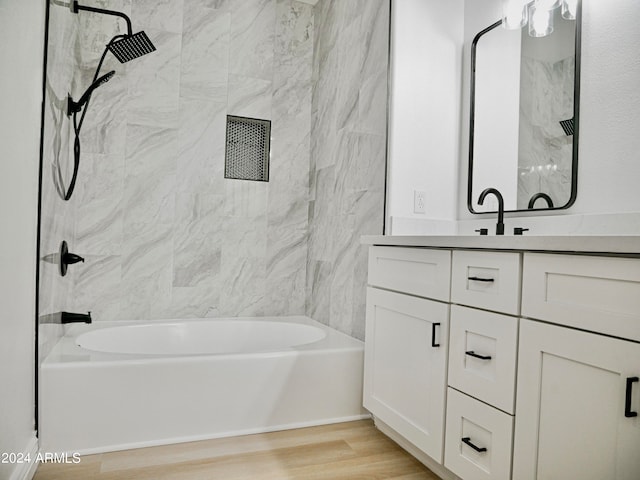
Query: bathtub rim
[[42, 315, 363, 367]]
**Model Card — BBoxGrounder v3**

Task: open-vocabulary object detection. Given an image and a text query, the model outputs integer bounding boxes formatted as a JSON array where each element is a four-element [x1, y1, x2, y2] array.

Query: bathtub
[[39, 316, 367, 454]]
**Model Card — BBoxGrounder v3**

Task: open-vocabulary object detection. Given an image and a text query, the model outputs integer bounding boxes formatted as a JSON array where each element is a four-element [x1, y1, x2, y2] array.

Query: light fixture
[[501, 0, 528, 30], [529, 2, 554, 37], [562, 0, 578, 19], [536, 0, 560, 10], [501, 0, 576, 38]]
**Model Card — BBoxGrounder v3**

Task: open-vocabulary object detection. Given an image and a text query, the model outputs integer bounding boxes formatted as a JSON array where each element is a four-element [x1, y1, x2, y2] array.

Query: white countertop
[[361, 235, 640, 256]]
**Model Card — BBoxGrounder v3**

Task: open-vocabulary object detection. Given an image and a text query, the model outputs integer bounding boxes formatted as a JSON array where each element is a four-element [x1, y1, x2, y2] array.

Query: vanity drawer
[[451, 250, 521, 314], [522, 253, 640, 342], [448, 305, 518, 414], [368, 246, 451, 301], [445, 388, 514, 480]]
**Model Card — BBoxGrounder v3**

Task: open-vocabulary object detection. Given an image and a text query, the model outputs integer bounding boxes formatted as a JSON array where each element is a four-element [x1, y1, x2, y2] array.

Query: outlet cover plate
[[414, 190, 426, 214]]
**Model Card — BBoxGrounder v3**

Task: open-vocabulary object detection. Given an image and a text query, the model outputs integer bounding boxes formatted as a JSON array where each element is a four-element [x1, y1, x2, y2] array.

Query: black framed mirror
[[468, 1, 581, 214]]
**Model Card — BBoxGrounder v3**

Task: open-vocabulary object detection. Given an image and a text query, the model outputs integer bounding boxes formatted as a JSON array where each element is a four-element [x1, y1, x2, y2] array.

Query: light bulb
[[562, 0, 578, 19], [501, 0, 528, 29], [535, 0, 561, 10], [529, 2, 554, 37]]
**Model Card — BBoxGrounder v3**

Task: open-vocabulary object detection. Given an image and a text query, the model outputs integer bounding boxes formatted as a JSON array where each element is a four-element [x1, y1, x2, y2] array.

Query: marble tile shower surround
[[39, 0, 388, 348], [517, 55, 574, 209], [306, 0, 389, 340], [69, 0, 314, 322], [38, 0, 313, 339]]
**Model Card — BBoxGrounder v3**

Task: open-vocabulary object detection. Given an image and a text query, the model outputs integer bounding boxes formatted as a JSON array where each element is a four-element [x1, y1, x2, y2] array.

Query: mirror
[[468, 3, 580, 214]]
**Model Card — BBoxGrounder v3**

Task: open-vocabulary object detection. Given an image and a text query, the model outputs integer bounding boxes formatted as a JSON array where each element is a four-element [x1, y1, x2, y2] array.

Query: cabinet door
[[364, 287, 449, 462], [514, 319, 640, 480]]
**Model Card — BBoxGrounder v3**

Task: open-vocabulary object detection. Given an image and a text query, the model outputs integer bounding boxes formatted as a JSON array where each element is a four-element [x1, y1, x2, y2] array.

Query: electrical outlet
[[414, 190, 426, 214]]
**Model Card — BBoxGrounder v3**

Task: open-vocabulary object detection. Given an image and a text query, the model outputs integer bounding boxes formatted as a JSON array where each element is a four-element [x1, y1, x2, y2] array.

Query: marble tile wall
[[40, 0, 389, 344], [306, 0, 390, 340], [39, 0, 314, 328], [517, 55, 575, 209]]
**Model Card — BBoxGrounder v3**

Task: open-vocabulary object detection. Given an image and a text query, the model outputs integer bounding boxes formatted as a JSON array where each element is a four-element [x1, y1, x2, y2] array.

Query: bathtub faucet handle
[[59, 240, 85, 276]]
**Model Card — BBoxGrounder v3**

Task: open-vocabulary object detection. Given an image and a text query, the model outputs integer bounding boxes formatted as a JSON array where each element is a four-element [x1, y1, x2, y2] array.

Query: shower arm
[[72, 1, 133, 36]]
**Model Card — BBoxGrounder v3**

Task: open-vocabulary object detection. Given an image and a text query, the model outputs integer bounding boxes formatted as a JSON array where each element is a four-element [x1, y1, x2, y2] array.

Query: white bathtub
[[40, 316, 367, 454], [75, 320, 328, 355]]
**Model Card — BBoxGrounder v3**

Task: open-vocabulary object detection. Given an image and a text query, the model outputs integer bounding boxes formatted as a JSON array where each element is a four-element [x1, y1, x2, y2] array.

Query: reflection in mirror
[[468, 3, 580, 214]]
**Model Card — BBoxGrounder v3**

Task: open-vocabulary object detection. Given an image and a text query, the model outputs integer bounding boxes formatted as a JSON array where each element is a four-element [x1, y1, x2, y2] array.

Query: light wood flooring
[[35, 420, 439, 479]]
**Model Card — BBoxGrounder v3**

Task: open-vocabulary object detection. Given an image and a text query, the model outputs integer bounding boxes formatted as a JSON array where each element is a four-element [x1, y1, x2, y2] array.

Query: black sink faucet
[[478, 187, 505, 235], [528, 192, 554, 209]]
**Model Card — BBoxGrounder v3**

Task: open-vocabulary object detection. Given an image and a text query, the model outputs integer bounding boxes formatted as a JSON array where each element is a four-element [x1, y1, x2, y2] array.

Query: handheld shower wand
[[57, 1, 158, 202], [67, 70, 115, 116]]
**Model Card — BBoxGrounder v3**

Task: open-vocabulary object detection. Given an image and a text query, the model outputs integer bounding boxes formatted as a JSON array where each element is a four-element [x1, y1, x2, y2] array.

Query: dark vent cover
[[225, 115, 271, 182], [559, 117, 575, 136]]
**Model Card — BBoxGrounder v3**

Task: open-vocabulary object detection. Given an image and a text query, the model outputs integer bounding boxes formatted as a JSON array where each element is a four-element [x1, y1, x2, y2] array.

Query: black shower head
[[107, 31, 156, 63], [72, 1, 156, 63], [67, 70, 115, 115]]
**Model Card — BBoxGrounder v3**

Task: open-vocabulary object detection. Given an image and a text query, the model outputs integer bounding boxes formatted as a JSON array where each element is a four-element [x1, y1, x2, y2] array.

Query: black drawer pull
[[625, 377, 639, 418], [462, 437, 487, 453], [468, 276, 495, 283], [431, 323, 441, 348], [465, 350, 492, 361]]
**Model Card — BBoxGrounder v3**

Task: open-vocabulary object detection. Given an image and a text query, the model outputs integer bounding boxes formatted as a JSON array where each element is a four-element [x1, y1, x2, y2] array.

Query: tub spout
[[60, 311, 92, 324]]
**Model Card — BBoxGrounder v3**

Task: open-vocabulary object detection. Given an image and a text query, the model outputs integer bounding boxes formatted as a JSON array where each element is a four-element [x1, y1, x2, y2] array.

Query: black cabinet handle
[[465, 350, 492, 360], [625, 377, 639, 418], [468, 276, 495, 283], [431, 323, 440, 348], [462, 437, 487, 453]]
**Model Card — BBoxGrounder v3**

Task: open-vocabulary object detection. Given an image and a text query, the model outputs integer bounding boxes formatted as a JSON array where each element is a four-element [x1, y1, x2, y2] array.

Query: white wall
[[386, 0, 464, 232], [570, 0, 640, 215], [0, 2, 45, 479]]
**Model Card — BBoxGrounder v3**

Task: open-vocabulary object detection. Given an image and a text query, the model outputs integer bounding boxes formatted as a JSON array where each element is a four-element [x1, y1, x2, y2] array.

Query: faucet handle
[[59, 240, 85, 276], [514, 227, 529, 235], [475, 228, 488, 236]]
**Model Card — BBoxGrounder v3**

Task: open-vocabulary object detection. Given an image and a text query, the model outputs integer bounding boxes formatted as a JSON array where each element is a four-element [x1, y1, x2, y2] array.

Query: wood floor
[[34, 420, 439, 479]]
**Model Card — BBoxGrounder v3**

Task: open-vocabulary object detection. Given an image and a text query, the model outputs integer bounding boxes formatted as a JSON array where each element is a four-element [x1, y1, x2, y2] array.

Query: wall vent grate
[[225, 115, 271, 182]]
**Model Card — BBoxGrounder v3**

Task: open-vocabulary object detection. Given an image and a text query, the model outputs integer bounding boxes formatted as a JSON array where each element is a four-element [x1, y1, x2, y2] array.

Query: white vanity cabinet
[[364, 247, 451, 462], [513, 253, 640, 480], [513, 319, 640, 480], [364, 241, 640, 480]]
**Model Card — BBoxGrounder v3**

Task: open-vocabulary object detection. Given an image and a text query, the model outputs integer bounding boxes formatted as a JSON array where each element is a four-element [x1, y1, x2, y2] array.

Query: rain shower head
[[72, 1, 156, 63], [67, 70, 115, 115], [108, 32, 156, 63]]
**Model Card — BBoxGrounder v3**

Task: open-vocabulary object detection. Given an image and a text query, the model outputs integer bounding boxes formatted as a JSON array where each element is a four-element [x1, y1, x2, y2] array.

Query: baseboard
[[8, 434, 38, 480], [373, 418, 461, 480], [69, 414, 372, 456]]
